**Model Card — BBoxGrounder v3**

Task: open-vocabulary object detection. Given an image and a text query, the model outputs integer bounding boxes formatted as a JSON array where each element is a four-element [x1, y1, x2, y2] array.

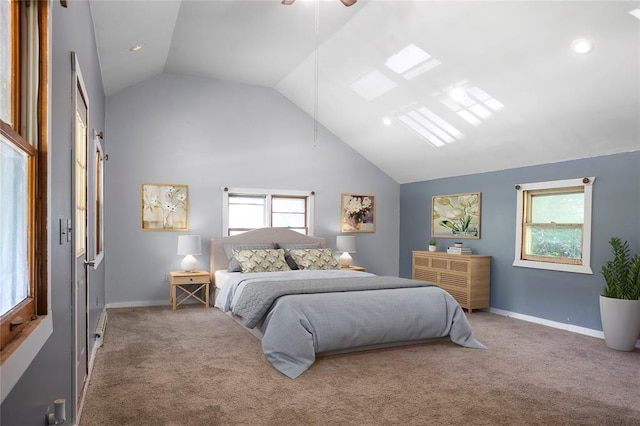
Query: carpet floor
[[80, 306, 640, 426]]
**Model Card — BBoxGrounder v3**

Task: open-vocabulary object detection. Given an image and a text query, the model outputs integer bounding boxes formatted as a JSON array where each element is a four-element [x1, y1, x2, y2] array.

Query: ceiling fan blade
[[281, 0, 296, 5]]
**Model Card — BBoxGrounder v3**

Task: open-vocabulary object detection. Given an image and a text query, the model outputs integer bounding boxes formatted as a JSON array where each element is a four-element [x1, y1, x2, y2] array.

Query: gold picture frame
[[141, 183, 188, 231], [341, 193, 375, 233], [431, 192, 481, 239]]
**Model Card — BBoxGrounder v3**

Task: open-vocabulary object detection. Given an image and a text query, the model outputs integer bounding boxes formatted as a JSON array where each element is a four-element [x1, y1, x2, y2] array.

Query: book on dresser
[[412, 250, 490, 313], [447, 247, 473, 254]]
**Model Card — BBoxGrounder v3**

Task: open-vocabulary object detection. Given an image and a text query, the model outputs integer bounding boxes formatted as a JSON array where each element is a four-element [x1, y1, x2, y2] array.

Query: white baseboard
[[489, 308, 640, 348], [105, 300, 168, 309]]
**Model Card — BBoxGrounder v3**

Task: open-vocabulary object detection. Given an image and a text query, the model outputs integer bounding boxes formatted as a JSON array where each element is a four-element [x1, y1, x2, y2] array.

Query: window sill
[[512, 259, 593, 274], [0, 314, 52, 402]]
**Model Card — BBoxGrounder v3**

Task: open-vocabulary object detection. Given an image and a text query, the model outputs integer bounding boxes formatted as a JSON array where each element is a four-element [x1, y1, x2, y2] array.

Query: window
[[513, 177, 594, 274], [222, 187, 314, 236], [93, 133, 104, 267], [1, 0, 48, 357]]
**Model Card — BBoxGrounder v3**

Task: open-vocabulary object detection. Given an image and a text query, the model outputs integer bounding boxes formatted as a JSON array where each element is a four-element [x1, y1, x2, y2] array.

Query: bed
[[211, 227, 485, 378]]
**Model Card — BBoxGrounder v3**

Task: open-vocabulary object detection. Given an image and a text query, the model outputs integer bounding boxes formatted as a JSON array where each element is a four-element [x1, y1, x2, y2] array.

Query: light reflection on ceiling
[[440, 85, 504, 127], [384, 44, 441, 80], [350, 70, 397, 101], [398, 106, 464, 148]]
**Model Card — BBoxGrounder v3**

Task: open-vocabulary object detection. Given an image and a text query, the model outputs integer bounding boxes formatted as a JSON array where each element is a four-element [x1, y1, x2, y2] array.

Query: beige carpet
[[80, 306, 640, 426]]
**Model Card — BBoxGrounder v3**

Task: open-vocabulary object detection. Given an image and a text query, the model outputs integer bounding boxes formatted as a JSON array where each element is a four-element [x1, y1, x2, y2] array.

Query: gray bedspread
[[223, 274, 486, 378], [233, 275, 436, 328]]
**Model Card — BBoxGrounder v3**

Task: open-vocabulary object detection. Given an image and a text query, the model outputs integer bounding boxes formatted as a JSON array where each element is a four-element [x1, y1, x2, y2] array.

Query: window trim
[[1, 0, 50, 400], [92, 130, 104, 268], [513, 177, 594, 274], [222, 187, 315, 236]]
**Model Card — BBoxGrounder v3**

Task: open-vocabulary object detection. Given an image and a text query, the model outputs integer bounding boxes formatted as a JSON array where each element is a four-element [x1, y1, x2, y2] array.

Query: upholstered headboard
[[210, 228, 326, 282]]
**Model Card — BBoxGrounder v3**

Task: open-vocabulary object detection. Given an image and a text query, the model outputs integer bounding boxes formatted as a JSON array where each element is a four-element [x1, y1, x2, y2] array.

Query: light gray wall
[[104, 74, 399, 305], [0, 1, 106, 425], [400, 151, 640, 331]]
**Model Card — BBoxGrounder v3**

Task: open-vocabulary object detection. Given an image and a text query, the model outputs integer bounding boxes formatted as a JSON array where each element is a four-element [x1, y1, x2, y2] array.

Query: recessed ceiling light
[[629, 9, 640, 20], [382, 117, 392, 127], [129, 44, 143, 52], [571, 38, 594, 54]]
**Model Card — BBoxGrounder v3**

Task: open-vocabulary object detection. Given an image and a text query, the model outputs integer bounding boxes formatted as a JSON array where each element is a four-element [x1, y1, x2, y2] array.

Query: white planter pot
[[428, 245, 437, 252], [599, 296, 640, 351]]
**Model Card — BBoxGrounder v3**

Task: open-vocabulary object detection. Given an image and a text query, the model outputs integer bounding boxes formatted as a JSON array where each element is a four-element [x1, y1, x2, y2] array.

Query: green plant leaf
[[601, 237, 640, 299], [439, 220, 459, 231]]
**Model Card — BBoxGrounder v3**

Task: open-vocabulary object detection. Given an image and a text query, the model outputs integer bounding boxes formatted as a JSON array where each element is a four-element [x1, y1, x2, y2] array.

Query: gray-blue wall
[[104, 73, 399, 306], [400, 151, 640, 331], [0, 1, 106, 424]]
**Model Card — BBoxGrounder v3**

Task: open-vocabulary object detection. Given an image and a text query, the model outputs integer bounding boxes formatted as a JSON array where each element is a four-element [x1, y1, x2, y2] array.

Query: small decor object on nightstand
[[429, 239, 437, 252], [336, 235, 356, 267], [177, 234, 201, 271]]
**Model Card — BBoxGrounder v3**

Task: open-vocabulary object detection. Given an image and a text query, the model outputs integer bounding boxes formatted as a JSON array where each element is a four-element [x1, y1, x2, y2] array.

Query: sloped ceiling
[[90, 0, 640, 183]]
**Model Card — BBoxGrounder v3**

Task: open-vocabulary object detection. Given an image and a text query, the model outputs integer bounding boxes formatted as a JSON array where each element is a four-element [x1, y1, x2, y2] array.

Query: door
[[72, 52, 90, 415]]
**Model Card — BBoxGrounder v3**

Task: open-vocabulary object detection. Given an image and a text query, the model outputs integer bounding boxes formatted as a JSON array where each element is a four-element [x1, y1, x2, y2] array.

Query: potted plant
[[600, 237, 640, 351], [428, 239, 437, 252]]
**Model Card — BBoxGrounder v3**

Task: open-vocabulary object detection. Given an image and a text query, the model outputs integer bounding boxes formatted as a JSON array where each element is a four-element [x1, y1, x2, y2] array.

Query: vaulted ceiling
[[89, 1, 640, 183]]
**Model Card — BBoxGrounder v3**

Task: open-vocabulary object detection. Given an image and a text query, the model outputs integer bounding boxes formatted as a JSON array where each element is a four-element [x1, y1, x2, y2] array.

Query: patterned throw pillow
[[224, 243, 275, 272], [232, 249, 291, 273], [288, 248, 340, 270], [276, 242, 322, 270]]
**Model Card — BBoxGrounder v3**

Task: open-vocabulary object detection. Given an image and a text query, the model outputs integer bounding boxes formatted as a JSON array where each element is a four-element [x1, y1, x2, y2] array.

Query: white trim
[[513, 177, 595, 274], [105, 300, 169, 309], [91, 130, 104, 269], [0, 315, 53, 402], [490, 307, 640, 348], [512, 259, 593, 274], [222, 187, 315, 236]]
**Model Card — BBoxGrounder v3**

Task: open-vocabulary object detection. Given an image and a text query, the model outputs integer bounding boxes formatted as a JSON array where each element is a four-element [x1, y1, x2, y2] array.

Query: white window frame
[[513, 177, 595, 274], [92, 130, 104, 268], [222, 187, 315, 236]]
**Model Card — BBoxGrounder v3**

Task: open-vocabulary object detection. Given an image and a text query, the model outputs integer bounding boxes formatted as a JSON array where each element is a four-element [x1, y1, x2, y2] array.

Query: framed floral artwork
[[432, 192, 481, 239], [141, 183, 188, 231], [341, 193, 375, 233]]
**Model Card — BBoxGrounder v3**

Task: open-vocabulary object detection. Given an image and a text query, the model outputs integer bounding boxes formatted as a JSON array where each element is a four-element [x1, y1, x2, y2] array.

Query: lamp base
[[181, 255, 198, 272], [339, 252, 353, 267]]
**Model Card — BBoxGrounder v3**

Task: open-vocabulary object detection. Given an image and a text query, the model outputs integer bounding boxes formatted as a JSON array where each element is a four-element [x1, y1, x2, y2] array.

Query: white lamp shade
[[336, 236, 356, 253], [177, 235, 201, 272], [177, 235, 202, 255]]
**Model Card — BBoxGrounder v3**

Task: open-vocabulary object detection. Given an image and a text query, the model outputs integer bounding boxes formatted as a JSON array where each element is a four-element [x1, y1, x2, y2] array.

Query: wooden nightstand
[[341, 265, 366, 272], [169, 270, 211, 310]]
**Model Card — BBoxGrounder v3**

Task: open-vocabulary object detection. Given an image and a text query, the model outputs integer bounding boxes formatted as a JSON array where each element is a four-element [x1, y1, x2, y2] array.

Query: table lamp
[[336, 236, 356, 267], [177, 235, 201, 272]]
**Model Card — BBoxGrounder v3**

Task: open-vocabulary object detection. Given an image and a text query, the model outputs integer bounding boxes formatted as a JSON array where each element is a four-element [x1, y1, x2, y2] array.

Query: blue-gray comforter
[[215, 270, 485, 378]]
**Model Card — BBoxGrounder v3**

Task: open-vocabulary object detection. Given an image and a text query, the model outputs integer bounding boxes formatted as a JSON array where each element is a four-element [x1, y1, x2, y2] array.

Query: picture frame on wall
[[432, 192, 481, 239], [141, 183, 188, 231], [341, 193, 375, 233]]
